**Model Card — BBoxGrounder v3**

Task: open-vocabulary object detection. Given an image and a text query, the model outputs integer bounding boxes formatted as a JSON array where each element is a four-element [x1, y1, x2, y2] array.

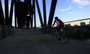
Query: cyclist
[[52, 17, 64, 41]]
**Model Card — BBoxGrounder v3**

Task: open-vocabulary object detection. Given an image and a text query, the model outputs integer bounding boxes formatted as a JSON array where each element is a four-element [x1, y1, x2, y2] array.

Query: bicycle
[[50, 27, 69, 44]]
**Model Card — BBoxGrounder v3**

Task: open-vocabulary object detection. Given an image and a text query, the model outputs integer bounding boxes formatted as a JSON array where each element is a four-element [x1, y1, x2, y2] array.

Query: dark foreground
[[0, 29, 90, 54]]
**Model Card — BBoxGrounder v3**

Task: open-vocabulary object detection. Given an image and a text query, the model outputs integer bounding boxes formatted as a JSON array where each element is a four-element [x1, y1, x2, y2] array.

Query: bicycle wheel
[[52, 33, 57, 41], [60, 32, 69, 44]]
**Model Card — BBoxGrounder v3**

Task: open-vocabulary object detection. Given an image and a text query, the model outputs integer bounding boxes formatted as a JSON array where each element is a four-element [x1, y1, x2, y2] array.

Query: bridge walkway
[[0, 29, 90, 54]]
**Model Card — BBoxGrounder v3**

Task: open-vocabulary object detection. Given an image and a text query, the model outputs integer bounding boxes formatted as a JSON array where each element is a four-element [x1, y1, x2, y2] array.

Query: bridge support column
[[43, 0, 47, 26], [15, 0, 17, 28], [47, 0, 57, 34], [5, 0, 9, 25]]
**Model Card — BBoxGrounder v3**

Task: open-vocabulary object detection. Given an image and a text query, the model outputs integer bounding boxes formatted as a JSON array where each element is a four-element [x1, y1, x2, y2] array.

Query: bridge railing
[[63, 18, 90, 40], [40, 18, 90, 40], [64, 18, 90, 26], [0, 25, 15, 40]]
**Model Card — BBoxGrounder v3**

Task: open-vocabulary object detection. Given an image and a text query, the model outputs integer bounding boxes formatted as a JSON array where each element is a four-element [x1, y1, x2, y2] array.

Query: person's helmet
[[55, 17, 58, 19]]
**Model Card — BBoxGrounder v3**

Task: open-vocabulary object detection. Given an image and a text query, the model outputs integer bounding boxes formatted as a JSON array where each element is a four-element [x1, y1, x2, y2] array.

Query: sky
[[1, 0, 90, 27]]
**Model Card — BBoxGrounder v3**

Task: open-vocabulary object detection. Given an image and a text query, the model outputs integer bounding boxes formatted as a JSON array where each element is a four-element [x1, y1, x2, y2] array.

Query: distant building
[[80, 22, 85, 26], [65, 24, 71, 27], [74, 25, 79, 27]]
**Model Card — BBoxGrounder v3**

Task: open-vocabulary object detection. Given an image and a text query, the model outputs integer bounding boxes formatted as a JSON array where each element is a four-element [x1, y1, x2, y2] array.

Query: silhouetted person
[[52, 17, 64, 41]]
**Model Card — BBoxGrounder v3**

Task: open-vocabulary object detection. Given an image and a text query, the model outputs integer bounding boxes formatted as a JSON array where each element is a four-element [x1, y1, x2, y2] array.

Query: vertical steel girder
[[24, 0, 27, 28], [24, 0, 28, 25], [27, 16, 30, 28], [0, 0, 5, 25], [29, 20, 31, 28], [36, 0, 43, 27], [15, 0, 17, 27], [29, 0, 31, 12], [48, 0, 57, 26], [33, 0, 36, 28], [25, 0, 31, 28], [10, 0, 14, 25], [28, 0, 31, 28], [31, 15, 33, 28], [43, 0, 47, 26], [32, 15, 33, 28], [5, 0, 9, 25]]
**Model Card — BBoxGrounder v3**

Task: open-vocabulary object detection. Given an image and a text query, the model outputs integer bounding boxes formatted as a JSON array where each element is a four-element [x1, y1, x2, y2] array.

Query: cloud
[[66, 0, 69, 3], [69, 12, 73, 14], [72, 0, 90, 5], [60, 5, 72, 11]]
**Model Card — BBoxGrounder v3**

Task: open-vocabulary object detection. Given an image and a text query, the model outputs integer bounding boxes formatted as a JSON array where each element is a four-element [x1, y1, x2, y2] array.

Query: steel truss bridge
[[0, 0, 57, 30]]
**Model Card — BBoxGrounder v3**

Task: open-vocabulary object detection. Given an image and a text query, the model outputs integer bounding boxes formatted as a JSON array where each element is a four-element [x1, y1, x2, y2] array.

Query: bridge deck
[[0, 29, 90, 54]]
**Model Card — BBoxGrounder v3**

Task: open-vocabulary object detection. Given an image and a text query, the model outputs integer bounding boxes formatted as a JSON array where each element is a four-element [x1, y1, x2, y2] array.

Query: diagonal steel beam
[[36, 0, 43, 27], [33, 0, 36, 27], [48, 0, 57, 26], [47, 0, 57, 34], [15, 0, 17, 28], [0, 0, 5, 25], [10, 0, 14, 26], [5, 0, 9, 25], [43, 0, 47, 26]]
